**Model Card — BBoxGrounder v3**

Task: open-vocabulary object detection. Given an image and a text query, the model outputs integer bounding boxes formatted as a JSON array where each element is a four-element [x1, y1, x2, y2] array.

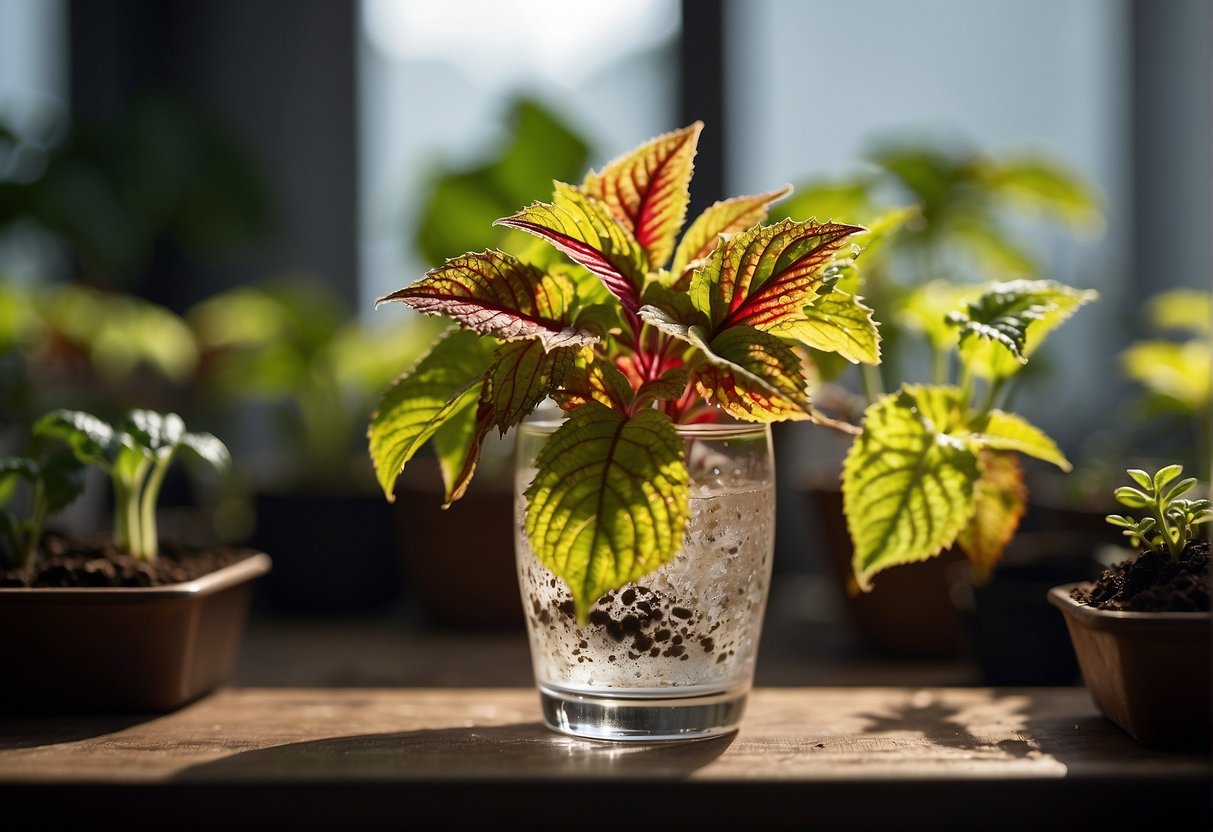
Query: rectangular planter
[[0, 552, 270, 712], [1049, 584, 1210, 748]]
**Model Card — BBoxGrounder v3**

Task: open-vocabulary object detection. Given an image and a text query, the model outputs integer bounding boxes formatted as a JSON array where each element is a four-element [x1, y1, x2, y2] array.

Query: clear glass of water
[[515, 418, 775, 742]]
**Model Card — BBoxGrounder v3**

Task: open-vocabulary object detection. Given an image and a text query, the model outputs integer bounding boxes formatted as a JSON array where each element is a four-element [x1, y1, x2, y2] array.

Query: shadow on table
[[174, 721, 734, 780], [0, 713, 156, 750]]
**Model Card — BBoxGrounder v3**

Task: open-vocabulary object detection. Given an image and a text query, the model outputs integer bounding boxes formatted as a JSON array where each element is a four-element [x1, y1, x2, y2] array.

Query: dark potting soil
[[0, 534, 253, 588], [1072, 540, 1210, 612]]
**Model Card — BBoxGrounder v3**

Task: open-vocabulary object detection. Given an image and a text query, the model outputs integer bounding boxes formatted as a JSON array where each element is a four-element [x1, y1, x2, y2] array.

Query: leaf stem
[[21, 478, 46, 572], [860, 362, 884, 405]]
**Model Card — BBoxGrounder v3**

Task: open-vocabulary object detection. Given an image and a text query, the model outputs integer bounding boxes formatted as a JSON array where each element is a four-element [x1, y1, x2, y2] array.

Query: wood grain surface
[[1, 687, 1208, 830]]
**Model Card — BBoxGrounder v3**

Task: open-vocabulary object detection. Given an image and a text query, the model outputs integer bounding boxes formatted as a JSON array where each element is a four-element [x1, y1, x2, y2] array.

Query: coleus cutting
[[368, 123, 882, 622], [841, 277, 1098, 588]]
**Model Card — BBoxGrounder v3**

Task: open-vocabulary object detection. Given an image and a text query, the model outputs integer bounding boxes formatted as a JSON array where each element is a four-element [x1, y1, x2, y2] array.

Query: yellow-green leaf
[[767, 289, 881, 365], [1146, 289, 1211, 337], [376, 250, 596, 351], [431, 400, 493, 507], [671, 185, 793, 276], [582, 122, 701, 270], [495, 183, 649, 314], [972, 410, 1071, 471], [957, 451, 1026, 583], [1122, 339, 1212, 413], [524, 403, 689, 623], [485, 341, 576, 433], [954, 280, 1098, 380], [897, 280, 983, 353], [552, 355, 634, 414], [843, 385, 981, 590], [367, 330, 496, 501]]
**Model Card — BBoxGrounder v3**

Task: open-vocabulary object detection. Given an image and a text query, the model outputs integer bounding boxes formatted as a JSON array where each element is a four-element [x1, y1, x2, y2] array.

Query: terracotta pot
[[802, 485, 963, 657], [0, 553, 271, 712], [1049, 584, 1211, 748], [393, 458, 521, 629]]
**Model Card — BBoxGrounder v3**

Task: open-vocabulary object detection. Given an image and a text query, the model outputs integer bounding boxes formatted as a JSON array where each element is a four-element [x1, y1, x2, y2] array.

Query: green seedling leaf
[[33, 410, 121, 467], [957, 451, 1026, 583], [523, 403, 689, 623], [971, 410, 1070, 471], [1113, 487, 1151, 509], [377, 251, 597, 352], [582, 122, 701, 269], [1153, 464, 1183, 492], [1126, 469, 1153, 490], [767, 289, 881, 365], [672, 185, 793, 276], [843, 385, 981, 590], [689, 219, 864, 334], [1164, 477, 1198, 504], [495, 183, 649, 315], [368, 329, 497, 501], [692, 326, 813, 422], [954, 280, 1098, 380], [979, 157, 1104, 233], [38, 451, 88, 513]]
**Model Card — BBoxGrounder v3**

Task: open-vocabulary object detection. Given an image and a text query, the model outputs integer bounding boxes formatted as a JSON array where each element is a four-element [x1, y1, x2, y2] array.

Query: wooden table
[[1, 687, 1208, 830]]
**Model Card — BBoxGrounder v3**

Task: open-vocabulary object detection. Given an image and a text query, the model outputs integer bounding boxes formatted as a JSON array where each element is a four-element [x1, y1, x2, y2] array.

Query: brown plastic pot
[[1049, 583, 1211, 748], [0, 552, 271, 712]]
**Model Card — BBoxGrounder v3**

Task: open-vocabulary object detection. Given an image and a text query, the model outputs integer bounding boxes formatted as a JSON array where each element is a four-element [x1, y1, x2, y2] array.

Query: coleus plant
[[369, 123, 883, 622], [33, 409, 229, 560], [842, 278, 1098, 588]]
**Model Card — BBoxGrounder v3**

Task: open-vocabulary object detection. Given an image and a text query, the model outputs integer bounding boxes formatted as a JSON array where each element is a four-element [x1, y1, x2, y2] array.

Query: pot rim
[[0, 551, 272, 602], [1048, 582, 1210, 625]]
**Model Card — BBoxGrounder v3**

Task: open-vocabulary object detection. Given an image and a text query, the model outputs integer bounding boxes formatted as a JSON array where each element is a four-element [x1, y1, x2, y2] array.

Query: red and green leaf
[[485, 341, 577, 433], [524, 403, 689, 623], [671, 185, 793, 276], [582, 122, 702, 269], [552, 355, 634, 414], [767, 289, 881, 365], [431, 400, 494, 508], [368, 330, 497, 501], [957, 451, 1026, 583], [377, 251, 596, 352], [689, 218, 864, 334], [692, 326, 813, 422], [495, 183, 649, 315]]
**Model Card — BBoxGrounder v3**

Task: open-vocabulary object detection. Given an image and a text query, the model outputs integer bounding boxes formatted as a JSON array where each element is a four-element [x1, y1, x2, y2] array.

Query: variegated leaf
[[692, 326, 813, 422], [367, 330, 496, 501], [524, 403, 689, 623], [377, 250, 596, 352], [496, 183, 649, 315], [485, 341, 576, 433], [767, 289, 881, 365], [582, 122, 702, 269], [671, 185, 794, 276], [689, 218, 864, 334], [552, 356, 634, 414]]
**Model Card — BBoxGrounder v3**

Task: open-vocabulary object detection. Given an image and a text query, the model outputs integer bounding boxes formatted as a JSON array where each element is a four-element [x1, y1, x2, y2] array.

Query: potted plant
[[0, 409, 270, 711], [1049, 465, 1210, 748], [837, 275, 1096, 658], [369, 122, 880, 740], [782, 142, 1103, 656]]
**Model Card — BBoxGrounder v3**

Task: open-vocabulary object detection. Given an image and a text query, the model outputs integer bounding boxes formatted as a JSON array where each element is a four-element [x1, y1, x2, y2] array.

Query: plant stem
[[1155, 489, 1182, 562], [860, 362, 884, 405], [931, 346, 949, 386], [139, 452, 174, 561], [21, 479, 46, 572]]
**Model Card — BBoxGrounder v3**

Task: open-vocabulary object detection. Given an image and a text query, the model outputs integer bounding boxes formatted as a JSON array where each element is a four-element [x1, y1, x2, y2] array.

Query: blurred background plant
[[780, 140, 1104, 417]]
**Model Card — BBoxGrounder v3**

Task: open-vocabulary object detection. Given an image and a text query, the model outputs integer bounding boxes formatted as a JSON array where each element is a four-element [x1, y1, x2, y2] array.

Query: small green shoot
[[0, 452, 86, 571], [1106, 465, 1211, 562], [34, 409, 229, 560]]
